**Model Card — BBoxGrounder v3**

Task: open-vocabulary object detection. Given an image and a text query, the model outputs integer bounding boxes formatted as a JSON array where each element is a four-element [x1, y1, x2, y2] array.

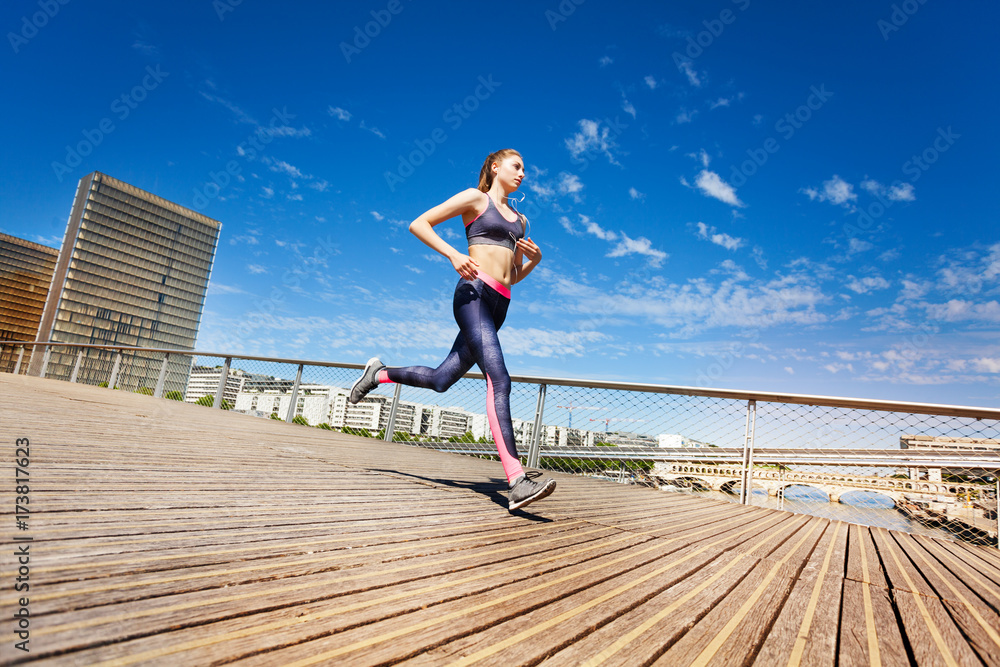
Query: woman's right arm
[[408, 188, 483, 280]]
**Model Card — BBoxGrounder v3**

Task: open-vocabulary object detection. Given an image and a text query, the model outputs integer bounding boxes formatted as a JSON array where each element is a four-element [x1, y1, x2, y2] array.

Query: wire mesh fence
[[4, 341, 999, 548]]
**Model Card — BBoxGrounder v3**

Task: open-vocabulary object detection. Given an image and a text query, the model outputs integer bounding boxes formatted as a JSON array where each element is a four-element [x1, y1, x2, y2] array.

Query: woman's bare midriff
[[469, 245, 515, 287]]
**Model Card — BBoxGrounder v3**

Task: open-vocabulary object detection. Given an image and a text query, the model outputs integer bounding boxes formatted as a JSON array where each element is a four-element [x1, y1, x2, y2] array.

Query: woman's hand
[[515, 237, 542, 263], [450, 253, 480, 280]]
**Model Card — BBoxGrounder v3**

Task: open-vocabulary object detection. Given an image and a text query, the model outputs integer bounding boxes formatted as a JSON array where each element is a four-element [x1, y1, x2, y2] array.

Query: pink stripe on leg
[[486, 374, 523, 483], [377, 369, 392, 384]]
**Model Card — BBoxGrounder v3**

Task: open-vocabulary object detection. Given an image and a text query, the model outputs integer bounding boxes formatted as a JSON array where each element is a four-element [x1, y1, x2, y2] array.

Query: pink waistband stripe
[[475, 271, 511, 299]]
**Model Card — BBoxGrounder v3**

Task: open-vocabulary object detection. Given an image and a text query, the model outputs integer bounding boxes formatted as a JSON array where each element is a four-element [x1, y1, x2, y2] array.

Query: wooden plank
[[845, 524, 890, 588], [838, 578, 910, 667], [873, 528, 984, 666], [30, 525, 644, 658], [534, 514, 812, 666], [897, 535, 1000, 666], [752, 520, 848, 667]]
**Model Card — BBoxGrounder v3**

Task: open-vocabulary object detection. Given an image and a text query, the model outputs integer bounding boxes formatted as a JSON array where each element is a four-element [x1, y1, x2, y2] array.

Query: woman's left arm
[[512, 236, 542, 284]]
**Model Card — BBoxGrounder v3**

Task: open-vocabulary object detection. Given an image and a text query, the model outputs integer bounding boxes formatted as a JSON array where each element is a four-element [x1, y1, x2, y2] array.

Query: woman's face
[[493, 155, 524, 192]]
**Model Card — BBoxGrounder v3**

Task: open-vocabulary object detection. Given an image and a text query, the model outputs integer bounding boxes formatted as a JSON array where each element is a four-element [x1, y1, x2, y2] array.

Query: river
[[664, 484, 960, 542]]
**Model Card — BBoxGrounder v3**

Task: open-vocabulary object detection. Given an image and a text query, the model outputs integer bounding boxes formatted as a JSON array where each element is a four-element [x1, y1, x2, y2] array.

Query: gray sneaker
[[350, 357, 385, 404], [508, 474, 556, 511]]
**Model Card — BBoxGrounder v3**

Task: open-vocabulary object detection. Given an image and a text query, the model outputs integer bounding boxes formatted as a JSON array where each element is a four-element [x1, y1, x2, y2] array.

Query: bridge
[[652, 463, 989, 504]]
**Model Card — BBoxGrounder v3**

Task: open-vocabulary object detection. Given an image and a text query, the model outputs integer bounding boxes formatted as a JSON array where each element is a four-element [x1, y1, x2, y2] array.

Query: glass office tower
[[0, 233, 59, 372], [33, 172, 221, 393]]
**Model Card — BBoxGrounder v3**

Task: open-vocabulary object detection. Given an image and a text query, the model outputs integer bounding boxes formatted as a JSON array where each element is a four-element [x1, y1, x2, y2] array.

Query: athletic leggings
[[377, 271, 524, 483]]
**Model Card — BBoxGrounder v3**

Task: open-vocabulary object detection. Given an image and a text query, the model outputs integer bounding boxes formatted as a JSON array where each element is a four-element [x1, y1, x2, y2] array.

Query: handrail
[[4, 340, 1000, 420], [412, 443, 1000, 469]]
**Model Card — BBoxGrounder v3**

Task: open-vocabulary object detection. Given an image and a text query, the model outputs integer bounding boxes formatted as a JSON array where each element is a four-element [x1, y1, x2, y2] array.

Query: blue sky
[[2, 0, 998, 407]]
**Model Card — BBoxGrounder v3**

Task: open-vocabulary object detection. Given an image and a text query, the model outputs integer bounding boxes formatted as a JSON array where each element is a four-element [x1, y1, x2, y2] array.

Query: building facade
[[31, 172, 221, 393], [0, 233, 58, 372]]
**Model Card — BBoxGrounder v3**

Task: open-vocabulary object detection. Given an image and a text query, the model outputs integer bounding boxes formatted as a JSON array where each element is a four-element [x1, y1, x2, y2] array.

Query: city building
[[185, 367, 296, 405], [900, 435, 1000, 482], [0, 233, 58, 372], [30, 172, 221, 394]]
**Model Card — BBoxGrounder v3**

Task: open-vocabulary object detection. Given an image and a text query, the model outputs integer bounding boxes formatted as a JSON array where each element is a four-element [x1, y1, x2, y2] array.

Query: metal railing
[[4, 340, 999, 547]]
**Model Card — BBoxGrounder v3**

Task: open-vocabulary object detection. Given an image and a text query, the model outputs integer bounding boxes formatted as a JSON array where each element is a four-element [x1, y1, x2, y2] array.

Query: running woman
[[350, 148, 556, 512]]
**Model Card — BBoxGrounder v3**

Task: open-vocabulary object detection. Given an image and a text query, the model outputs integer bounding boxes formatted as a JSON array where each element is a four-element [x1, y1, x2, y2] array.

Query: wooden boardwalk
[[2, 373, 999, 666]]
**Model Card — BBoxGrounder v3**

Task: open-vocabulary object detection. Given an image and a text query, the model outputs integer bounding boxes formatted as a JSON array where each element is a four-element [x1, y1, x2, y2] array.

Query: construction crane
[[554, 401, 602, 429], [589, 417, 645, 433]]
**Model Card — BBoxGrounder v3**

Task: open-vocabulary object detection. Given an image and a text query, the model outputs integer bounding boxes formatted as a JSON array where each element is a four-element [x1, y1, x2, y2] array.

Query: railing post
[[107, 351, 122, 390], [14, 346, 25, 375], [739, 399, 757, 505], [213, 357, 232, 410], [70, 348, 84, 383], [383, 382, 403, 441], [995, 478, 999, 550], [39, 346, 51, 378], [154, 353, 171, 398], [527, 383, 547, 468], [284, 363, 303, 422]]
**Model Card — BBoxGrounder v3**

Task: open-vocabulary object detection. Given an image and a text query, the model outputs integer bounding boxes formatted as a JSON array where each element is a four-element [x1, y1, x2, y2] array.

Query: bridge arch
[[839, 489, 897, 508]]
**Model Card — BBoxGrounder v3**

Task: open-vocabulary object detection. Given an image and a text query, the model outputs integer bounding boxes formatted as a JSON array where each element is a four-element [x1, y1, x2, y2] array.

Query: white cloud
[[500, 328, 610, 358], [579, 214, 617, 241], [644, 75, 658, 89], [675, 108, 697, 124], [848, 238, 873, 254], [266, 158, 306, 179], [607, 233, 668, 267], [709, 97, 731, 109], [802, 175, 857, 208], [694, 170, 745, 207], [370, 211, 384, 221], [622, 98, 636, 118], [677, 59, 701, 86], [246, 264, 268, 274], [328, 106, 351, 121], [599, 55, 613, 67], [309, 180, 330, 192], [923, 299, 1000, 323], [528, 181, 555, 198], [863, 179, 916, 202], [261, 186, 274, 199], [565, 119, 620, 165], [695, 222, 745, 251], [972, 358, 1000, 373], [359, 120, 385, 139], [558, 172, 584, 200], [845, 275, 891, 294], [628, 187, 644, 200], [287, 193, 303, 201]]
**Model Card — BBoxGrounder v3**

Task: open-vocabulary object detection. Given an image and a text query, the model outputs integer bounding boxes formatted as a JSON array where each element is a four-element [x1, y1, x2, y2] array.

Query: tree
[[316, 422, 333, 430], [135, 387, 154, 396], [292, 415, 310, 426], [195, 395, 232, 410], [269, 413, 282, 420], [165, 390, 183, 401]]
